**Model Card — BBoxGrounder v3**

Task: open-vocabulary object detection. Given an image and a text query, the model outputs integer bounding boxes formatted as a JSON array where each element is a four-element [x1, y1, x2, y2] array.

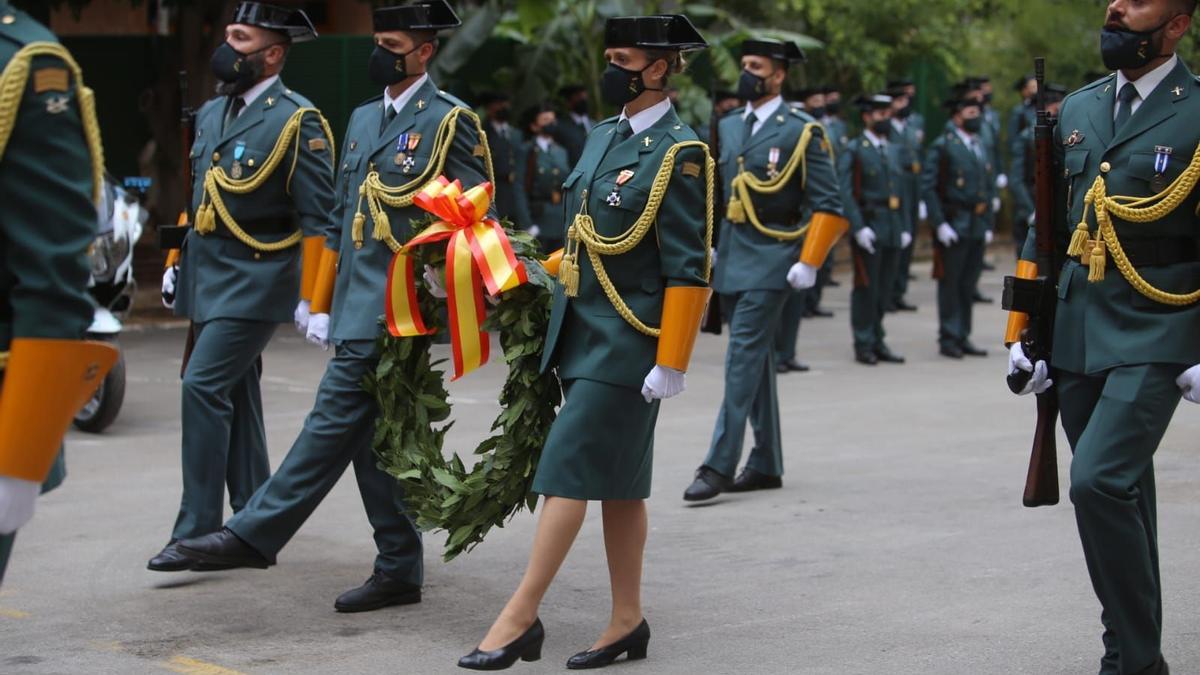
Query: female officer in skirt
[[459, 14, 713, 671]]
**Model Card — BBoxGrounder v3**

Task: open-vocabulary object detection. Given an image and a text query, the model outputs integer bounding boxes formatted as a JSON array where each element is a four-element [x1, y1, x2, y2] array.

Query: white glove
[[1008, 342, 1053, 395], [1027, 212, 1037, 227], [1176, 364, 1200, 403], [294, 300, 311, 334], [161, 266, 178, 309], [996, 173, 1009, 190], [985, 230, 995, 246], [710, 247, 718, 267], [0, 476, 41, 535], [918, 200, 928, 222], [992, 197, 1002, 213], [423, 264, 447, 299], [900, 231, 913, 249], [641, 365, 686, 403], [786, 262, 818, 290], [528, 225, 541, 239], [936, 223, 959, 247], [854, 227, 877, 254], [306, 313, 330, 350]]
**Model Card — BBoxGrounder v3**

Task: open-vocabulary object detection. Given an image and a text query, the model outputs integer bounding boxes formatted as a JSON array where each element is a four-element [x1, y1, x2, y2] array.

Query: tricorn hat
[[604, 15, 708, 51], [232, 2, 317, 43], [741, 38, 805, 64], [373, 0, 462, 33], [855, 94, 894, 111]]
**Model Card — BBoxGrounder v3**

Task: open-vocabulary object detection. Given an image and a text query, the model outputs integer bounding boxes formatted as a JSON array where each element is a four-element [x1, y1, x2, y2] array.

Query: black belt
[[1075, 237, 1199, 268]]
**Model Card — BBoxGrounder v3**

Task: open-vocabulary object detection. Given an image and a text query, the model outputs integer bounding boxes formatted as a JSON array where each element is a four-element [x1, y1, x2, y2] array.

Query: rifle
[[156, 71, 197, 377], [701, 85, 725, 335], [1001, 57, 1061, 507]]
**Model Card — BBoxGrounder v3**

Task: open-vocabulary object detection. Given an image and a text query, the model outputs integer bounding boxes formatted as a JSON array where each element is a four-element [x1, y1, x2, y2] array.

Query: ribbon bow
[[386, 176, 528, 379]]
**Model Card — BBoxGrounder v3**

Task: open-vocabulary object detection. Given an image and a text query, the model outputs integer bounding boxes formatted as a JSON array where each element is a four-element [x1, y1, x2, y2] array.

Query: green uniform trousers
[[936, 237, 985, 349], [0, 532, 13, 585], [892, 244, 914, 306], [172, 319, 276, 540], [705, 290, 786, 478], [851, 243, 902, 351], [226, 339, 422, 585], [1058, 364, 1185, 675], [773, 289, 806, 363], [803, 255, 834, 313]]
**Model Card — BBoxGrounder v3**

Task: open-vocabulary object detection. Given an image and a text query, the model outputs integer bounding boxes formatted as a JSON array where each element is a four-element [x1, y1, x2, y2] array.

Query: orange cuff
[[799, 212, 850, 268], [0, 339, 118, 483], [309, 247, 338, 314], [300, 236, 327, 301], [656, 286, 712, 372], [1004, 260, 1039, 346], [164, 210, 189, 269], [542, 248, 564, 277]]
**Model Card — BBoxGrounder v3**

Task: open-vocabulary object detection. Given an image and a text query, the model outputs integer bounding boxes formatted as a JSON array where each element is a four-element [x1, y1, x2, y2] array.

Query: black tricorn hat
[[741, 38, 805, 64], [374, 0, 462, 33], [887, 78, 914, 89], [943, 97, 982, 113], [604, 15, 708, 51], [855, 94, 893, 111], [232, 2, 317, 43], [1043, 83, 1069, 103]]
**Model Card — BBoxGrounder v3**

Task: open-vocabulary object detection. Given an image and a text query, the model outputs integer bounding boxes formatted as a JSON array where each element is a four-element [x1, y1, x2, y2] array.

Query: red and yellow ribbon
[[386, 176, 529, 379]]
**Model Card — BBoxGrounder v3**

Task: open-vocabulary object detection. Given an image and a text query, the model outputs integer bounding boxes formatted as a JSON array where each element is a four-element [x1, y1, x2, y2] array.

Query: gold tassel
[[726, 198, 746, 224], [1088, 239, 1106, 282], [558, 253, 579, 297], [195, 203, 216, 235], [351, 211, 365, 248], [1067, 221, 1090, 257], [372, 209, 392, 242]]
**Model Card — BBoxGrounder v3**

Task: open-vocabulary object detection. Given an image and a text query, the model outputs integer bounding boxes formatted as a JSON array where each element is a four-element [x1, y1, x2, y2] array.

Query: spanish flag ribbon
[[386, 176, 529, 379]]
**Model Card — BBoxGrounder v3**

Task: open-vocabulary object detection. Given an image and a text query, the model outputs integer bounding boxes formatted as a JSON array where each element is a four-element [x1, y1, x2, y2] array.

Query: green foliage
[[365, 222, 560, 562]]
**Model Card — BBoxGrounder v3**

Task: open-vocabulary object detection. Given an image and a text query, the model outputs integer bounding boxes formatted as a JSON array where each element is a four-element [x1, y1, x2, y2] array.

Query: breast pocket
[[380, 153, 431, 184], [1126, 149, 1186, 191], [1064, 148, 1089, 216], [338, 154, 362, 202]]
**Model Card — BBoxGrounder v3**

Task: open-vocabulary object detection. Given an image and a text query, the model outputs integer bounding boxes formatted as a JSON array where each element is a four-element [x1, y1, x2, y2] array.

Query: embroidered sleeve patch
[[680, 161, 701, 178], [308, 138, 327, 152], [33, 68, 69, 94]]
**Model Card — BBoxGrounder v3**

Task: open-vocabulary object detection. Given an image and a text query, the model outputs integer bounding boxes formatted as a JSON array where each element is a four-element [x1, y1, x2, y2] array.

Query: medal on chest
[[606, 169, 635, 207], [395, 133, 422, 173], [230, 141, 246, 179], [1152, 145, 1173, 192], [767, 147, 781, 179]]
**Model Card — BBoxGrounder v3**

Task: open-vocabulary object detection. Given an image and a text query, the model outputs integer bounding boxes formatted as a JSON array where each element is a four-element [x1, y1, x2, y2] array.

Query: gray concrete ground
[[2, 252, 1199, 675]]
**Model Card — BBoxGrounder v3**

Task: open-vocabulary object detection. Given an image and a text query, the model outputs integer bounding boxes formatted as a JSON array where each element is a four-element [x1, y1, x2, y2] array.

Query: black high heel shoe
[[458, 619, 544, 671], [566, 619, 650, 670]]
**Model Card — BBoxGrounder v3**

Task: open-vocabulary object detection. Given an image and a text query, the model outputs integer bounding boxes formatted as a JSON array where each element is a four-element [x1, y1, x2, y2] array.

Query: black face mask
[[736, 69, 768, 101], [368, 43, 422, 87], [539, 122, 559, 137], [825, 100, 841, 115], [962, 116, 983, 133], [571, 98, 590, 116], [895, 104, 912, 120], [870, 119, 892, 136], [211, 41, 271, 96], [808, 105, 827, 118], [493, 107, 511, 123], [1101, 17, 1176, 70], [982, 92, 993, 104], [600, 61, 661, 107]]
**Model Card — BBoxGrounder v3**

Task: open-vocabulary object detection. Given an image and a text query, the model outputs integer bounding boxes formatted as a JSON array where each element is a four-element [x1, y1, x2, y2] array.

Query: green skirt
[[532, 378, 660, 500]]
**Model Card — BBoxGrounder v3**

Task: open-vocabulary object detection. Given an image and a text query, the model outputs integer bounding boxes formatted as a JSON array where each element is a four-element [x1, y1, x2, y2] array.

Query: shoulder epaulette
[[723, 106, 746, 119], [0, 10, 56, 48], [435, 88, 470, 110], [788, 106, 812, 122], [279, 87, 314, 109], [356, 93, 385, 109]]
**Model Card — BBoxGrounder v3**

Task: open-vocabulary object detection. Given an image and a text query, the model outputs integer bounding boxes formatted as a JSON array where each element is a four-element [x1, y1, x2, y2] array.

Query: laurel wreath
[[364, 224, 560, 561]]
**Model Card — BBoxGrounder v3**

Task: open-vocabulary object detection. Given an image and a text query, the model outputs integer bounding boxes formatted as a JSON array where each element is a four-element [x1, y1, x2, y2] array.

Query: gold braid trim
[[194, 108, 336, 252], [725, 121, 831, 241], [0, 42, 105, 205], [351, 106, 495, 251], [561, 141, 715, 337], [1069, 147, 1200, 304]]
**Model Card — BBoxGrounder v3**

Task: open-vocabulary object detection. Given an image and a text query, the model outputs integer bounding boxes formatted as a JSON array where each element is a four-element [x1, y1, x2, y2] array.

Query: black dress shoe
[[683, 466, 731, 502], [894, 299, 918, 312], [176, 528, 273, 569], [728, 467, 783, 493], [566, 619, 650, 670], [826, 279, 842, 288], [972, 292, 994, 304], [939, 345, 964, 359], [810, 307, 835, 318], [874, 345, 906, 364], [960, 341, 988, 357], [1131, 655, 1169, 675], [855, 348, 878, 365], [334, 571, 422, 613], [779, 359, 810, 373], [776, 361, 791, 374], [147, 541, 195, 572], [459, 619, 544, 670]]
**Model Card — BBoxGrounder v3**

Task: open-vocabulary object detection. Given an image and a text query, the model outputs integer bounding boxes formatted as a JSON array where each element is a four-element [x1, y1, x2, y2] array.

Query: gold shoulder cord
[[725, 121, 831, 241], [351, 106, 496, 251], [194, 108, 337, 252], [0, 42, 105, 205], [1068, 146, 1200, 305], [559, 140, 715, 337]]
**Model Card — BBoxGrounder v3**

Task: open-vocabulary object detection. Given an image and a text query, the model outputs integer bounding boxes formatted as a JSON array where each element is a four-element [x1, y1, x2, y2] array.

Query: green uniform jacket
[[922, 128, 997, 240], [889, 119, 924, 234], [0, 4, 96, 490], [554, 114, 591, 167], [1008, 100, 1035, 146], [328, 77, 492, 342], [1010, 125, 1035, 223], [1021, 60, 1200, 374], [484, 119, 533, 228], [824, 115, 850, 151], [541, 107, 709, 389], [910, 110, 927, 145], [839, 134, 911, 247], [177, 78, 335, 325], [516, 138, 571, 237], [711, 105, 843, 294]]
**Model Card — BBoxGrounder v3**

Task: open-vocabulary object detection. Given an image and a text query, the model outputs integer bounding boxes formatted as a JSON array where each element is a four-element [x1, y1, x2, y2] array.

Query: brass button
[[1100, 161, 1111, 173], [253, 253, 261, 260], [2, 15, 15, 24], [212, 152, 221, 162], [247, 158, 255, 167]]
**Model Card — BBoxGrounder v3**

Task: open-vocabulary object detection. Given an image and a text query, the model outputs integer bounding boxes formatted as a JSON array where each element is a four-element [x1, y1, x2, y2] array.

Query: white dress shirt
[[619, 97, 673, 135], [383, 73, 430, 116], [1114, 54, 1178, 119], [233, 74, 279, 117], [741, 94, 784, 136]]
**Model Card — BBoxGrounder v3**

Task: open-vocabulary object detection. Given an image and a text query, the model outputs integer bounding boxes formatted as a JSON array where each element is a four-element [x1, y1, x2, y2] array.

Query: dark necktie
[[1115, 82, 1139, 133], [609, 118, 632, 150], [381, 103, 398, 135], [743, 112, 757, 141], [224, 96, 245, 132]]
